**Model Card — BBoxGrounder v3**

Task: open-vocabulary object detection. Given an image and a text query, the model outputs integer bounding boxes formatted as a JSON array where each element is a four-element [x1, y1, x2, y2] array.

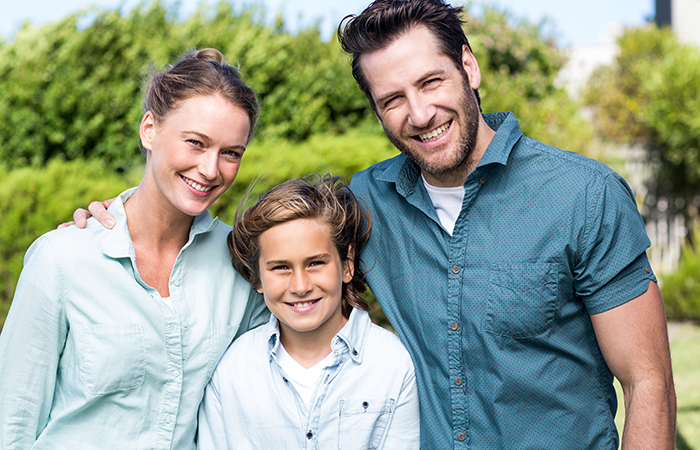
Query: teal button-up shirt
[[0, 189, 268, 450], [350, 112, 656, 449]]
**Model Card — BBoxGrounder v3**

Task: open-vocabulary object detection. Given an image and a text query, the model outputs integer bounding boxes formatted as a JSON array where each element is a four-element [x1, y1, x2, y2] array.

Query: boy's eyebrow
[[262, 253, 332, 268]]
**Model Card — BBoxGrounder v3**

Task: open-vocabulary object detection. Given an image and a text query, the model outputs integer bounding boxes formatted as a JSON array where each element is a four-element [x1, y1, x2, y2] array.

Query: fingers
[[57, 221, 76, 229], [72, 208, 91, 229], [88, 200, 116, 229]]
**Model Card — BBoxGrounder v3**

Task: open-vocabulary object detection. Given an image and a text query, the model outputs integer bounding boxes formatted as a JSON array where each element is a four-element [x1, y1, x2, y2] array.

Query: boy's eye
[[271, 264, 289, 271]]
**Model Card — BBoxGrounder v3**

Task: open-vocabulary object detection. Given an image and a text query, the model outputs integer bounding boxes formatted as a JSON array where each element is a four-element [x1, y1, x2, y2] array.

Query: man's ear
[[343, 245, 355, 284], [139, 111, 156, 151], [462, 45, 482, 90]]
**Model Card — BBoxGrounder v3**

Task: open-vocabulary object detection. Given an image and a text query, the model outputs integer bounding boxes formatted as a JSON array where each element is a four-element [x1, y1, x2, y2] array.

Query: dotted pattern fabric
[[349, 111, 656, 449]]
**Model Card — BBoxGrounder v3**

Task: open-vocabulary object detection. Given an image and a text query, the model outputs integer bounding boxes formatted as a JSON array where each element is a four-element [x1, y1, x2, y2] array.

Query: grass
[[614, 322, 700, 449]]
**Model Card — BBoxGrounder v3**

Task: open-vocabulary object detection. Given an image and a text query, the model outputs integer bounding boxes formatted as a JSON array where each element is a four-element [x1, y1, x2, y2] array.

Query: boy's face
[[256, 218, 353, 346]]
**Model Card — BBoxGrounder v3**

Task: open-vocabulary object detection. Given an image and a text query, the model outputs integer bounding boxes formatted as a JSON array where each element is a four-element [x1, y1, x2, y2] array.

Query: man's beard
[[382, 73, 480, 178]]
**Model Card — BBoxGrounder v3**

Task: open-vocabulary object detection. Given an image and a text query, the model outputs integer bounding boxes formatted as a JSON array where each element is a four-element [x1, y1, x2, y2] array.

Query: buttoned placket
[[127, 237, 193, 450], [446, 168, 488, 448], [304, 351, 345, 450]]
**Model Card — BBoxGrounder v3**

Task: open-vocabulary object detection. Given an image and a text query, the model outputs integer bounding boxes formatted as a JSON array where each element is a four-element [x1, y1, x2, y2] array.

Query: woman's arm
[[0, 237, 67, 447]]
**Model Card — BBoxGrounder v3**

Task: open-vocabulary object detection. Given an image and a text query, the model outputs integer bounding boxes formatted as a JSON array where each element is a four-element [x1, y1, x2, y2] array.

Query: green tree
[[583, 26, 700, 224], [467, 7, 593, 156]]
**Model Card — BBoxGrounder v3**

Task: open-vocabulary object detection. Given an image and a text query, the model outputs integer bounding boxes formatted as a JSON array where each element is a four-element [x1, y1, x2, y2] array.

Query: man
[[75, 1, 675, 448], [337, 1, 675, 449]]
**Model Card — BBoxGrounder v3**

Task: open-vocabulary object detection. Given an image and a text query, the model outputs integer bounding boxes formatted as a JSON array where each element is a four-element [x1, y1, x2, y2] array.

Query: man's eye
[[187, 139, 204, 147]]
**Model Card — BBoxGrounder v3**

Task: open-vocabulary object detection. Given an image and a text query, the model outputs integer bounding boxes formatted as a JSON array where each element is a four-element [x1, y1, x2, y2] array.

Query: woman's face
[[140, 94, 251, 218]]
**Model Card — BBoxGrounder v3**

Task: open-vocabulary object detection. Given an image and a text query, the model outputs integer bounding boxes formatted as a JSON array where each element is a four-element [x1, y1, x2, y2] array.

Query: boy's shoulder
[[216, 322, 272, 373], [364, 321, 414, 369]]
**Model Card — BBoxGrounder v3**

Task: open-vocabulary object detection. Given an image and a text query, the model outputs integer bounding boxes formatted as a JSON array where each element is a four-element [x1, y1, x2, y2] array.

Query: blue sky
[[1, 0, 654, 47]]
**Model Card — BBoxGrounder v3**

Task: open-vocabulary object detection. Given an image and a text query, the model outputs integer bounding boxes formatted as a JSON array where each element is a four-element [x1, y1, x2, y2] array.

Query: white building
[[656, 0, 700, 47]]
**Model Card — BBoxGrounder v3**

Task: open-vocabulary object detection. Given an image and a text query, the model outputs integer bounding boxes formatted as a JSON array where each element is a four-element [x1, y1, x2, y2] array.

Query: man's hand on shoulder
[[57, 199, 117, 230]]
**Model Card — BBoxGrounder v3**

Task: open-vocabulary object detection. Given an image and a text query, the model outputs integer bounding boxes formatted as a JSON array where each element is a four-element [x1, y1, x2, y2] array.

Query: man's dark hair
[[337, 0, 480, 111]]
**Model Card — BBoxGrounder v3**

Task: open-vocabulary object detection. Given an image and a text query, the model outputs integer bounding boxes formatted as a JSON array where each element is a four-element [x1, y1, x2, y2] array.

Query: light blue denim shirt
[[0, 188, 269, 450], [349, 112, 657, 449], [198, 308, 420, 450]]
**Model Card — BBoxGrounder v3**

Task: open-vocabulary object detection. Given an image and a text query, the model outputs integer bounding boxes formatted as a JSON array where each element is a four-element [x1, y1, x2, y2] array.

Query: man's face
[[360, 25, 481, 186]]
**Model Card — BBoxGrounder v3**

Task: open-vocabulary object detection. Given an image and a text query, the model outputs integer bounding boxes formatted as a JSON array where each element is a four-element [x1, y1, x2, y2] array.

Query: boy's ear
[[343, 246, 355, 284], [255, 283, 263, 294]]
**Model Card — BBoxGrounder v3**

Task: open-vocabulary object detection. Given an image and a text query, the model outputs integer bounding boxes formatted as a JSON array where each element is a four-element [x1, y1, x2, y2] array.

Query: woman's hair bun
[[195, 48, 224, 64]]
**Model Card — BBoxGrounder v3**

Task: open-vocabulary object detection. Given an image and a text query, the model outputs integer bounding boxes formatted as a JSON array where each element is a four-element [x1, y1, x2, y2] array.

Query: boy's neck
[[278, 315, 348, 369]]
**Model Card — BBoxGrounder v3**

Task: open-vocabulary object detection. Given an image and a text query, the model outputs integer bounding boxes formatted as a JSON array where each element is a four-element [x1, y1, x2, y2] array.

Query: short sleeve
[[574, 173, 656, 314]]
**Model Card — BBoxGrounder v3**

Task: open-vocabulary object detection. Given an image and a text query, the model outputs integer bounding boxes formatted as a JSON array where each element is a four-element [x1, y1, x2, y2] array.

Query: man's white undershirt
[[421, 173, 465, 236]]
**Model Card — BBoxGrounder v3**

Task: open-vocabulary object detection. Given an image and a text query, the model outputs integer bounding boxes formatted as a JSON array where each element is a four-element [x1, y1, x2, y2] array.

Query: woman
[[0, 48, 268, 449]]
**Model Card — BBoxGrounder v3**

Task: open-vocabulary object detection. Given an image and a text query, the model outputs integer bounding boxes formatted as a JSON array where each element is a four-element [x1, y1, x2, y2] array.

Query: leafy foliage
[[583, 26, 700, 220], [466, 7, 593, 156], [0, 2, 371, 170], [660, 229, 700, 322]]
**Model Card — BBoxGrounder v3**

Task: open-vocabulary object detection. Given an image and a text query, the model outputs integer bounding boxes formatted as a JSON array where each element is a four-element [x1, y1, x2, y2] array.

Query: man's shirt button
[[452, 266, 460, 274], [455, 377, 463, 386], [450, 323, 459, 331]]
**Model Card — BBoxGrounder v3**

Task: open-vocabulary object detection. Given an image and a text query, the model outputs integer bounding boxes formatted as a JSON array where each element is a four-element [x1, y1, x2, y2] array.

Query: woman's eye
[[223, 149, 242, 159]]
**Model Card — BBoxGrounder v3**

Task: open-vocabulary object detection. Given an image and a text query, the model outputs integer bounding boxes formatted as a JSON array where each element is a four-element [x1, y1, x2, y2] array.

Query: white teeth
[[184, 177, 213, 192], [289, 300, 317, 308], [418, 122, 450, 142]]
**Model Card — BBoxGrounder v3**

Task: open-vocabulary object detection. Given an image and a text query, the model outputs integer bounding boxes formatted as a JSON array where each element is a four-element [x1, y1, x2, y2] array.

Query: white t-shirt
[[421, 174, 465, 235], [276, 343, 336, 407]]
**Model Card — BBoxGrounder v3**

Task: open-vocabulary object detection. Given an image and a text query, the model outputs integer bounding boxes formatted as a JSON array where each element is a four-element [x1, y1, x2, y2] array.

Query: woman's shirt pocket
[[78, 324, 146, 395], [337, 397, 396, 450], [485, 262, 559, 339]]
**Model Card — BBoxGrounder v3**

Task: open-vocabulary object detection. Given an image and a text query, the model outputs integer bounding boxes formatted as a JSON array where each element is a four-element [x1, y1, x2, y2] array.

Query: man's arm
[[590, 280, 676, 449]]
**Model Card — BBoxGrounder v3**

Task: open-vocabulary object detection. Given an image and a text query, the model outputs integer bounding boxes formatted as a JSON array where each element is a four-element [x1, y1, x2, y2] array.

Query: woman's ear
[[139, 111, 156, 152]]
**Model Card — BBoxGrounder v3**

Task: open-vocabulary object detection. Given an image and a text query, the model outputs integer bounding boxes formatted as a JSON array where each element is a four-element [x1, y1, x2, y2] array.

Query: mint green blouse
[[0, 189, 268, 450]]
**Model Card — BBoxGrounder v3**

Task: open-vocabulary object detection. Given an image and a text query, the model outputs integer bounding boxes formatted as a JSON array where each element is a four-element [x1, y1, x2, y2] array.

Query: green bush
[[660, 230, 700, 321]]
